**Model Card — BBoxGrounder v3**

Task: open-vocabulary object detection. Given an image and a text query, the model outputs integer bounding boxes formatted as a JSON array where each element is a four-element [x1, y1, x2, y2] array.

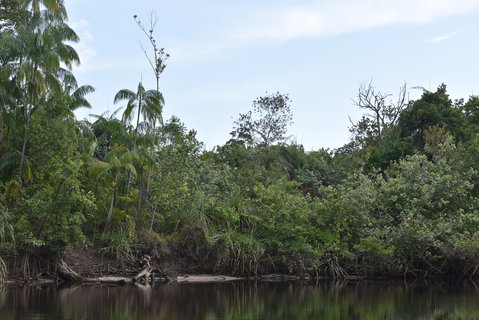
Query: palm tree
[[114, 82, 163, 136], [23, 0, 68, 20], [89, 109, 129, 161], [92, 145, 137, 232], [14, 10, 80, 179], [133, 13, 168, 125], [0, 66, 18, 151], [47, 69, 94, 118], [114, 82, 163, 195]]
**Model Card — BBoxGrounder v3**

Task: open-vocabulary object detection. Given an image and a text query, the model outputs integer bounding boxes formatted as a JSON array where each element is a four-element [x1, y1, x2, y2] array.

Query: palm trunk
[[18, 115, 30, 177], [145, 169, 152, 205], [143, 126, 156, 210], [19, 61, 38, 180], [149, 204, 158, 233], [125, 169, 132, 195], [138, 166, 144, 211], [125, 96, 142, 195], [104, 172, 119, 233]]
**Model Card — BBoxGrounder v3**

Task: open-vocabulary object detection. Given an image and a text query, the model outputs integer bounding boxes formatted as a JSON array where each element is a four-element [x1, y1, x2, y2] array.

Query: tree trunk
[[58, 260, 82, 282], [104, 173, 119, 232], [125, 96, 142, 195], [19, 61, 38, 180], [18, 116, 30, 178]]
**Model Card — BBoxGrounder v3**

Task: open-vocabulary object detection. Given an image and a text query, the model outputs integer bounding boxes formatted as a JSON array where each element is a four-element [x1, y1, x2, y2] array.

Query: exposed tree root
[[58, 259, 82, 282]]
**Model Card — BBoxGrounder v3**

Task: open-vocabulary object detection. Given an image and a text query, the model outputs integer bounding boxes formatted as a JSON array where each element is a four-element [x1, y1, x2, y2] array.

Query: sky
[[65, 0, 479, 151]]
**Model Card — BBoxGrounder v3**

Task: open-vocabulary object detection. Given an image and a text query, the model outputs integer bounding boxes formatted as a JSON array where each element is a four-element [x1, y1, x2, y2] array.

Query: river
[[0, 280, 478, 319]]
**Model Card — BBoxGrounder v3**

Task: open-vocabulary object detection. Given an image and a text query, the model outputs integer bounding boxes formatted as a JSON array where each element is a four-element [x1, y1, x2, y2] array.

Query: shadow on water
[[0, 280, 479, 319]]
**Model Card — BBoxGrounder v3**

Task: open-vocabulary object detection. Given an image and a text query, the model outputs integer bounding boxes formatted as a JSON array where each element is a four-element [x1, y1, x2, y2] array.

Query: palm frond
[[113, 89, 136, 104]]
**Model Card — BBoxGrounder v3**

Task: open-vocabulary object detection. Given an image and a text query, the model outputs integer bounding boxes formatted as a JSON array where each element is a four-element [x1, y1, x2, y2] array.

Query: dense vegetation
[[1, 0, 479, 279]]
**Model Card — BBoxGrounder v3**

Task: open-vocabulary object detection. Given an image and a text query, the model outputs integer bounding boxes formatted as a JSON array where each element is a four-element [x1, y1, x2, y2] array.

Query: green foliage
[[0, 202, 12, 281], [354, 237, 394, 256], [251, 180, 312, 256], [232, 92, 293, 147], [213, 231, 265, 276], [2, 0, 479, 280], [100, 226, 135, 262], [398, 84, 467, 149], [16, 181, 95, 253]]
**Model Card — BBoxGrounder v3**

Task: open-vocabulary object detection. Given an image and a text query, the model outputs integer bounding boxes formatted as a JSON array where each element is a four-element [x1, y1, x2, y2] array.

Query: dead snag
[[58, 260, 82, 282], [134, 255, 153, 284]]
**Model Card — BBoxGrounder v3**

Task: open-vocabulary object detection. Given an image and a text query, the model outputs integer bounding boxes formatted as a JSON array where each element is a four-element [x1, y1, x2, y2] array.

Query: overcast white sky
[[65, 0, 479, 151]]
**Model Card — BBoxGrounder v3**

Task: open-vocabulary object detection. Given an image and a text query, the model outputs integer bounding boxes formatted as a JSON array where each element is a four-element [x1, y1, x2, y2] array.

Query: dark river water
[[0, 280, 478, 319]]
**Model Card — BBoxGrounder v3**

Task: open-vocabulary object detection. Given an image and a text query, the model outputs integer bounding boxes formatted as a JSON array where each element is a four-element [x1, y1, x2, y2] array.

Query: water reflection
[[0, 280, 478, 319]]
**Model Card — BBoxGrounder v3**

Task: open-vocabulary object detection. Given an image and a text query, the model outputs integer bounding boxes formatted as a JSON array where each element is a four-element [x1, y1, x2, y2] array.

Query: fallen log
[[261, 274, 301, 281], [36, 278, 57, 286], [176, 275, 242, 283], [82, 276, 132, 284], [58, 260, 82, 282], [134, 267, 152, 284]]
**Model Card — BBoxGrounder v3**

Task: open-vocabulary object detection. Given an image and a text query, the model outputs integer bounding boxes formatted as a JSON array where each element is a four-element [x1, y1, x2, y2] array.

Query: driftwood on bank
[[56, 255, 161, 285], [83, 276, 132, 284], [133, 255, 156, 284], [56, 259, 303, 285], [57, 258, 315, 285], [176, 275, 242, 283], [58, 260, 82, 282], [134, 267, 153, 283]]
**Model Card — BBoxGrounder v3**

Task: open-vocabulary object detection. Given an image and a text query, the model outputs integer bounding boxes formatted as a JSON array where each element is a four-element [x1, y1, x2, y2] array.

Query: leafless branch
[[350, 81, 409, 145]]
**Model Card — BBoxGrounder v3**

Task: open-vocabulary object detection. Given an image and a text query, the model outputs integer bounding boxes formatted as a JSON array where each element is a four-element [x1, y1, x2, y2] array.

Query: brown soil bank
[[4, 236, 479, 284], [2, 246, 305, 285]]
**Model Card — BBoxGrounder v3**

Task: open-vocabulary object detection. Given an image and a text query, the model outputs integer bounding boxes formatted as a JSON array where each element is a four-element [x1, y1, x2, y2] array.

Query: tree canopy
[[2, 3, 479, 280], [231, 92, 293, 147]]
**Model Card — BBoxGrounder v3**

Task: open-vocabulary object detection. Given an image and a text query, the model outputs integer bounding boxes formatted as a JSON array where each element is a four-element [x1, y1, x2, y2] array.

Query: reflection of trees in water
[[0, 287, 6, 310], [0, 281, 478, 319]]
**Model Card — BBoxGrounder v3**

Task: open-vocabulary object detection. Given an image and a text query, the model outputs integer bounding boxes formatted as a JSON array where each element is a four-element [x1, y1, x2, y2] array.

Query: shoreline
[[3, 246, 478, 286]]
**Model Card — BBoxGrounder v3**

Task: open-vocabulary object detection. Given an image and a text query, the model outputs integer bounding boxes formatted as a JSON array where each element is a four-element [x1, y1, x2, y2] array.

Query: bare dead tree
[[350, 81, 408, 146], [133, 11, 169, 126], [133, 12, 169, 215]]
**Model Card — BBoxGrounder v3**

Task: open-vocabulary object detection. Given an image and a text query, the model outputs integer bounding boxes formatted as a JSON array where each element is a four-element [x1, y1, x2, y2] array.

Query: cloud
[[424, 32, 457, 43], [122, 0, 479, 63], [69, 20, 97, 72], [69, 20, 146, 73], [233, 0, 479, 41]]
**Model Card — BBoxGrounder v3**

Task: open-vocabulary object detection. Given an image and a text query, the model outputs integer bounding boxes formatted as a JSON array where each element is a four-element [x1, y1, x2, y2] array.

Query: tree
[[132, 13, 169, 213], [14, 104, 96, 252], [133, 12, 169, 119], [350, 81, 407, 147], [397, 84, 467, 149], [149, 116, 203, 233], [0, 0, 27, 32], [232, 92, 293, 147], [114, 82, 163, 195], [92, 145, 137, 232], [114, 82, 163, 135], [90, 109, 128, 161], [53, 70, 94, 118], [24, 0, 67, 20], [461, 95, 479, 132], [13, 9, 80, 179]]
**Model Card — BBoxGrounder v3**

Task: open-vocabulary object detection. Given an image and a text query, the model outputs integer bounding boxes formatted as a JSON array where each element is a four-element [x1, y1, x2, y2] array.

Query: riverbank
[[2, 244, 310, 286], [3, 242, 479, 286]]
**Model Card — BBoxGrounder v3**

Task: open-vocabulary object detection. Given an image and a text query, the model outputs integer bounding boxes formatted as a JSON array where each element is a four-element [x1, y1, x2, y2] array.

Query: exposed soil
[[63, 246, 139, 278], [3, 240, 235, 285], [3, 244, 316, 286]]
